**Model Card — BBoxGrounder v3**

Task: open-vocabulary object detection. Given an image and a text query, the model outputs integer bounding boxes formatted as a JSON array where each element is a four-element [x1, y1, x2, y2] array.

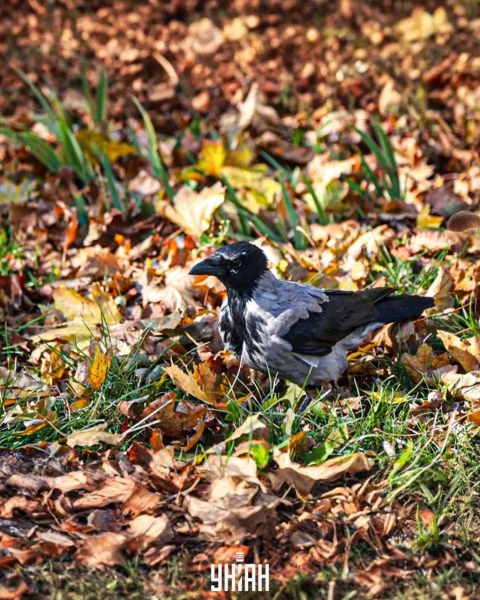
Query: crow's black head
[[189, 241, 268, 291]]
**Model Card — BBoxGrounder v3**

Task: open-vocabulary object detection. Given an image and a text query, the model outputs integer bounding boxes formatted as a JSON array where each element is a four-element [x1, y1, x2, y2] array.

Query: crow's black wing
[[282, 288, 394, 356]]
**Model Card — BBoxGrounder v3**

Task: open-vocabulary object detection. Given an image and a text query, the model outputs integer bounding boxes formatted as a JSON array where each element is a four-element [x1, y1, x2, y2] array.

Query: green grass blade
[[14, 67, 58, 130], [58, 120, 93, 184], [80, 59, 96, 121], [373, 119, 402, 198], [280, 179, 306, 249], [259, 150, 292, 181], [359, 151, 383, 198], [97, 150, 124, 211], [95, 68, 108, 125], [302, 173, 328, 225], [132, 97, 174, 200], [73, 193, 89, 226], [18, 132, 62, 172]]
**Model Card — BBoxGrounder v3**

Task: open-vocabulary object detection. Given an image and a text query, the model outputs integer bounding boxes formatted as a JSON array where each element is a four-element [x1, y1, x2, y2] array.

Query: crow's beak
[[189, 258, 226, 277]]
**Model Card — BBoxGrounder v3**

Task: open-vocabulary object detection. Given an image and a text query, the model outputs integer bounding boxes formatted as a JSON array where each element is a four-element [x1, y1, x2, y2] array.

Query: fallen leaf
[[273, 448, 371, 497], [53, 287, 121, 324], [401, 344, 451, 382], [75, 532, 127, 568], [417, 204, 443, 229], [66, 424, 122, 448], [441, 369, 480, 403], [157, 183, 225, 237], [198, 140, 227, 177], [164, 362, 219, 404], [70, 341, 111, 398], [127, 514, 173, 549], [437, 330, 480, 372], [73, 477, 137, 509], [76, 130, 136, 163]]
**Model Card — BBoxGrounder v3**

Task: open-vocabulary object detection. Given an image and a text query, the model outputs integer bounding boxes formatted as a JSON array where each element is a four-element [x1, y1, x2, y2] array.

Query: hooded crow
[[189, 242, 434, 387]]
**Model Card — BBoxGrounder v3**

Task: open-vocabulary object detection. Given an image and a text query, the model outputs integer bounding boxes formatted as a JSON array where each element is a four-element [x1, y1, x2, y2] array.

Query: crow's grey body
[[219, 271, 383, 386], [190, 242, 434, 387]]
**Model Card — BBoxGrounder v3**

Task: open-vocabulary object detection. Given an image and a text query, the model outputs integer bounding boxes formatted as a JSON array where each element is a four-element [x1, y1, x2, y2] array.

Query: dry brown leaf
[[156, 183, 225, 237], [123, 485, 161, 516], [140, 392, 206, 439], [273, 449, 371, 497], [441, 369, 480, 403], [66, 424, 122, 448], [437, 330, 480, 372], [186, 480, 276, 542], [425, 267, 454, 312], [164, 362, 219, 404], [0, 497, 40, 519], [75, 532, 127, 568], [401, 344, 451, 382], [127, 514, 173, 549], [73, 477, 137, 509], [0, 582, 30, 600]]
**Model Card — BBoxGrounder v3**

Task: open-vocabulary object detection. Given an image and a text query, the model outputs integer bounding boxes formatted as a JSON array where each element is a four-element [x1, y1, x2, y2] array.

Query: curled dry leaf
[[273, 448, 371, 497], [437, 330, 480, 372], [186, 481, 276, 543], [66, 424, 122, 448], [425, 267, 454, 311], [441, 370, 480, 403]]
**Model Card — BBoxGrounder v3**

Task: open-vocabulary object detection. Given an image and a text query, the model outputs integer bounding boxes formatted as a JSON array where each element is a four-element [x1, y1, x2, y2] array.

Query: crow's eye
[[231, 258, 242, 270]]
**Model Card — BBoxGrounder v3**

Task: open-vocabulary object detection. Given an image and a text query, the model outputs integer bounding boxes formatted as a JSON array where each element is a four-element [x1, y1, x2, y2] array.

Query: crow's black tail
[[374, 294, 434, 325]]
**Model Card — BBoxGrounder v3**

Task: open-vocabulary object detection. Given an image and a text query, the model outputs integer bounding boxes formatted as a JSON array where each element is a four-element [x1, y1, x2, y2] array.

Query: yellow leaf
[[70, 342, 111, 398], [437, 330, 480, 373], [157, 183, 225, 237], [417, 205, 443, 229], [164, 362, 219, 404], [76, 130, 136, 163], [66, 424, 122, 448], [91, 287, 122, 325], [53, 287, 121, 325], [197, 140, 226, 178], [40, 346, 66, 385], [221, 165, 281, 213], [30, 322, 100, 344], [54, 288, 102, 323], [396, 7, 453, 42]]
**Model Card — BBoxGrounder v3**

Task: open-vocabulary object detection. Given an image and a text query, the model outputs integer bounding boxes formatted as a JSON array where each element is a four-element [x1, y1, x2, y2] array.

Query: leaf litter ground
[[1, 1, 480, 598]]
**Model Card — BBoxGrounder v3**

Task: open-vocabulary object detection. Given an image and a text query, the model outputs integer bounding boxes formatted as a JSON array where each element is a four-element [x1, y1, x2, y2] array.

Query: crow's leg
[[298, 382, 333, 413], [260, 378, 284, 405]]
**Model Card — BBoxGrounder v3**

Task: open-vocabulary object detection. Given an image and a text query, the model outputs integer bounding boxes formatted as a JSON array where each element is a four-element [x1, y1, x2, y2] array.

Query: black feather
[[373, 294, 434, 325], [283, 288, 431, 357]]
